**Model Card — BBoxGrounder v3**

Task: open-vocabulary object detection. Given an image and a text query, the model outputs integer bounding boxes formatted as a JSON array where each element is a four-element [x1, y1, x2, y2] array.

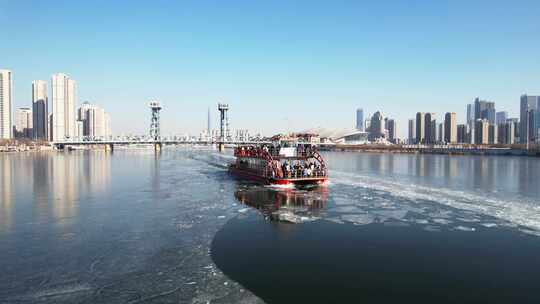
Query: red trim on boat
[[229, 165, 327, 186]]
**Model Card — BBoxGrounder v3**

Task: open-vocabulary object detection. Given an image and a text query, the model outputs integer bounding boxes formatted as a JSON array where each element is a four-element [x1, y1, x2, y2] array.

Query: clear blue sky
[[1, 0, 539, 137]]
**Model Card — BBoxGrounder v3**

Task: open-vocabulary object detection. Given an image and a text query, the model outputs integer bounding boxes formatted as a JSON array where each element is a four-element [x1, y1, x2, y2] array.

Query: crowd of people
[[272, 160, 324, 179], [234, 144, 326, 179], [235, 144, 316, 158]]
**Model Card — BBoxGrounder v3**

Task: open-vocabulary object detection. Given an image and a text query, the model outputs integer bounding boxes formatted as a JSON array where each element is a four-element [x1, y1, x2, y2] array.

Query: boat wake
[[330, 170, 540, 235], [185, 151, 234, 170], [265, 183, 295, 189]]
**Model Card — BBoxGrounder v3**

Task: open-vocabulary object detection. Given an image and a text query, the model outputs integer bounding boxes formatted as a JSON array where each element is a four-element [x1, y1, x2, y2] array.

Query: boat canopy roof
[[234, 144, 318, 160]]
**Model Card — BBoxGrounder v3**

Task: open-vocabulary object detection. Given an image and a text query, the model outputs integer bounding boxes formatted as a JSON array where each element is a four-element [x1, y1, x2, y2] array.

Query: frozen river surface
[[1, 149, 540, 303]]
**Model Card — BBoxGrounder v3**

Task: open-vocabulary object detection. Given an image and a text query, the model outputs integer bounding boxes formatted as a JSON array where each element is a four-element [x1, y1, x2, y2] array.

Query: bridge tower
[[218, 103, 229, 152], [149, 101, 162, 152]]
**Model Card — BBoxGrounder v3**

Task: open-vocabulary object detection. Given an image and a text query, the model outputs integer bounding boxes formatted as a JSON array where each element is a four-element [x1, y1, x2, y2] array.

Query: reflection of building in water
[[0, 156, 13, 233], [415, 155, 427, 177], [81, 151, 111, 196], [368, 154, 387, 173], [444, 157, 458, 180], [234, 185, 328, 221], [33, 153, 52, 220], [470, 156, 496, 190], [51, 152, 112, 219], [51, 153, 79, 219]]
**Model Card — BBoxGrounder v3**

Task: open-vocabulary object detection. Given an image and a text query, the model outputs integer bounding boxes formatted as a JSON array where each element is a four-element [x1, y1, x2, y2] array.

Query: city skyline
[[1, 65, 538, 144], [1, 1, 540, 137]]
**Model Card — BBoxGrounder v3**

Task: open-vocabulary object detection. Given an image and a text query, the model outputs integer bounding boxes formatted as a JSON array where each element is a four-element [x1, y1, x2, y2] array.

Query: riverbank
[[323, 144, 540, 157], [0, 139, 53, 153], [0, 145, 54, 153]]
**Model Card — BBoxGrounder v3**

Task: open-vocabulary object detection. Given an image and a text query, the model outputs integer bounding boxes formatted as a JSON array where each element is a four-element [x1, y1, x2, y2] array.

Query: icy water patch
[[0, 149, 263, 303], [327, 170, 540, 236]]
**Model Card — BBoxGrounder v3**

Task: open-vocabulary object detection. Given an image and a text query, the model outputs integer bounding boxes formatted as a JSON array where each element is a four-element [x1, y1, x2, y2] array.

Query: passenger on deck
[[282, 161, 291, 178], [275, 161, 283, 178], [315, 164, 321, 176], [302, 167, 307, 177], [298, 145, 304, 156]]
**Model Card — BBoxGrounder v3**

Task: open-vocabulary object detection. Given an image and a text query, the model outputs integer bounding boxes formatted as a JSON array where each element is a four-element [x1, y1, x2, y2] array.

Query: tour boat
[[229, 144, 328, 186]]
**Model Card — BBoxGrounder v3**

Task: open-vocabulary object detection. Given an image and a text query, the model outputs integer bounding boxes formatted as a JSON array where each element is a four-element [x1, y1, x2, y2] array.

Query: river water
[[1, 148, 539, 303]]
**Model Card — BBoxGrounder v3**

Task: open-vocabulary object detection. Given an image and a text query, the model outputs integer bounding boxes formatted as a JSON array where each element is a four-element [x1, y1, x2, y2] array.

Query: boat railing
[[235, 146, 327, 179], [234, 147, 316, 159], [268, 167, 327, 179], [283, 169, 327, 179]]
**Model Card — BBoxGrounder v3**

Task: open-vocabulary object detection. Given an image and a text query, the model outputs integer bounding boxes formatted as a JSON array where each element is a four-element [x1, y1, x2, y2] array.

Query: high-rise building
[[488, 124, 497, 144], [77, 101, 93, 136], [364, 118, 371, 132], [474, 119, 489, 145], [538, 100, 540, 137], [506, 118, 519, 141], [88, 105, 105, 138], [474, 97, 496, 124], [528, 109, 538, 143], [52, 73, 76, 141], [356, 108, 364, 131], [0, 69, 13, 139], [457, 124, 467, 143], [75, 120, 84, 139], [104, 112, 111, 138], [444, 112, 457, 144], [437, 122, 444, 143], [498, 120, 515, 145], [32, 80, 48, 141], [15, 107, 33, 138], [48, 113, 53, 141], [369, 111, 384, 141], [408, 119, 415, 144], [387, 119, 397, 143], [77, 102, 111, 139], [88, 105, 103, 138], [496, 111, 508, 125], [207, 107, 211, 135], [415, 112, 425, 144], [537, 103, 540, 139], [424, 113, 436, 144], [466, 104, 475, 143], [466, 104, 474, 127], [519, 95, 539, 143]]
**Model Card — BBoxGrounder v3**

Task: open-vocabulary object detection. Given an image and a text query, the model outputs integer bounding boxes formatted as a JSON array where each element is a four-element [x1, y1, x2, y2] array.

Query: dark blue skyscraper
[[356, 108, 364, 131], [474, 98, 496, 125]]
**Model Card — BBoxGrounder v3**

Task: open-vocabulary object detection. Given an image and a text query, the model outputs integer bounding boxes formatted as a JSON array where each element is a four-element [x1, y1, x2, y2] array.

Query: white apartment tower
[[0, 69, 13, 139], [15, 107, 33, 138], [52, 73, 76, 141], [32, 80, 48, 140], [104, 112, 111, 138], [87, 105, 106, 138], [77, 102, 111, 138]]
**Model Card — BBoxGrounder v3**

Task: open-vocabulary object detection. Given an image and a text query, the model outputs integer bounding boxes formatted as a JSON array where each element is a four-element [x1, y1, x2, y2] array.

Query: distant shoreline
[[2, 143, 539, 157], [322, 144, 540, 157]]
